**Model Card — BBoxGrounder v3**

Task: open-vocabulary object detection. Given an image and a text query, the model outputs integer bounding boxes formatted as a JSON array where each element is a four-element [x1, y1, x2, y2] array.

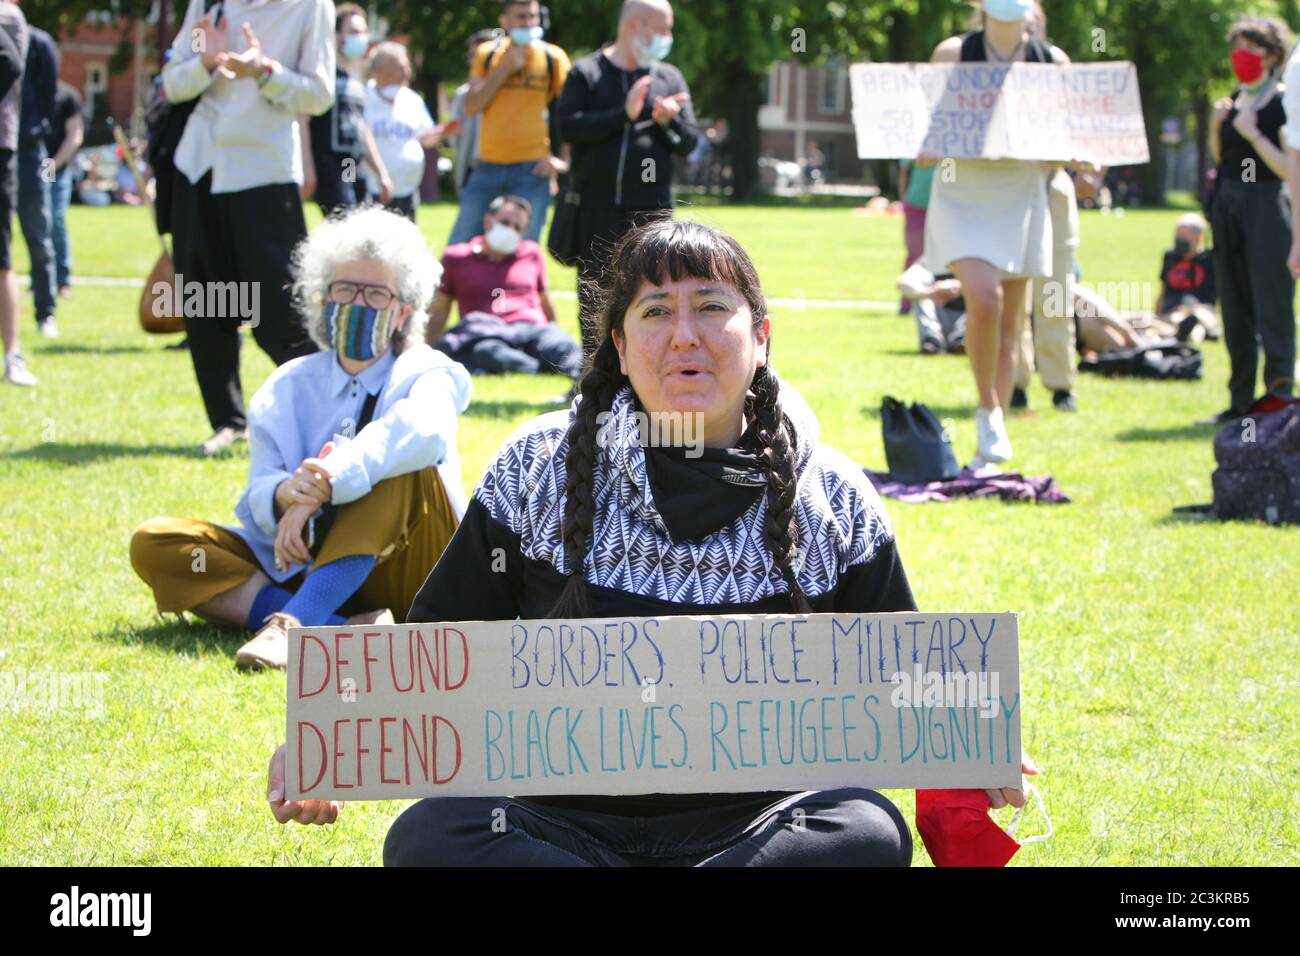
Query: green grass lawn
[[1, 199, 1296, 866]]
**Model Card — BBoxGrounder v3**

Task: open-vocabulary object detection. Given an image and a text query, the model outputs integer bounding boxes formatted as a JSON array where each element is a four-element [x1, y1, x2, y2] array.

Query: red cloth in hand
[[916, 788, 1020, 867]]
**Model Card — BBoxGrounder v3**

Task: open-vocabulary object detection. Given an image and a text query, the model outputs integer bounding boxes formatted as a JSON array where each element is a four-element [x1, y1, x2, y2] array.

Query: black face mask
[[1174, 238, 1193, 258]]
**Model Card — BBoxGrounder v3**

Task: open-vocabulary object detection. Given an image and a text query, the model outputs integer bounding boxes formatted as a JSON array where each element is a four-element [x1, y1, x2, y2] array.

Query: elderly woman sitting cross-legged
[[130, 206, 472, 670]]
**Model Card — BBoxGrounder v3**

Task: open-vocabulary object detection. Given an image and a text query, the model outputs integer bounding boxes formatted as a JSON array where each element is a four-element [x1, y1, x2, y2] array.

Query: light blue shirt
[[230, 344, 473, 583]]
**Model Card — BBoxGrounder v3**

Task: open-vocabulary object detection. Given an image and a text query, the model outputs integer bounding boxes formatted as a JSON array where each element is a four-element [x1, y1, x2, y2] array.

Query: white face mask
[[485, 222, 521, 254], [1006, 782, 1054, 846], [379, 83, 403, 99]]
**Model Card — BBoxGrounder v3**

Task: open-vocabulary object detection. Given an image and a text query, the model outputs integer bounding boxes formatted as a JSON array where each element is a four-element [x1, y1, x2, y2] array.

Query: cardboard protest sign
[[285, 612, 1021, 801], [850, 61, 1149, 166]]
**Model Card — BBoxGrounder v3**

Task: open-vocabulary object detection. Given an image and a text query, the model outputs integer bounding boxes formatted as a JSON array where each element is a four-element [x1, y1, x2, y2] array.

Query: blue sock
[[281, 554, 376, 627], [246, 584, 292, 630]]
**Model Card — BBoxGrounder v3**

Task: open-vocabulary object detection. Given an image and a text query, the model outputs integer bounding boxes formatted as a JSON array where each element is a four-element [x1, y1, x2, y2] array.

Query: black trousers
[[383, 789, 912, 867], [368, 191, 416, 222], [1210, 178, 1297, 411], [171, 171, 317, 431], [313, 151, 361, 218]]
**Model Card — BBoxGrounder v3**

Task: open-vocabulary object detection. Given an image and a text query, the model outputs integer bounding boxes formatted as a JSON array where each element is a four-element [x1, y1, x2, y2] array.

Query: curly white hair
[[291, 204, 442, 350]]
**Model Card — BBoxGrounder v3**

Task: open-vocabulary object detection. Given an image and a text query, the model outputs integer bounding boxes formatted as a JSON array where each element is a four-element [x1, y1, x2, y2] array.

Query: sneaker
[[37, 316, 58, 338], [968, 453, 1004, 475], [345, 609, 395, 627], [1010, 386, 1029, 409], [4, 352, 36, 386], [975, 406, 1013, 464], [199, 426, 248, 457], [235, 611, 299, 671], [920, 337, 943, 355], [1052, 390, 1078, 413]]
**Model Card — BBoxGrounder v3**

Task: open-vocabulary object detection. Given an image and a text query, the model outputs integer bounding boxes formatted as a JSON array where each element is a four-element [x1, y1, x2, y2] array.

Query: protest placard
[[285, 612, 1021, 801], [850, 61, 1149, 166]]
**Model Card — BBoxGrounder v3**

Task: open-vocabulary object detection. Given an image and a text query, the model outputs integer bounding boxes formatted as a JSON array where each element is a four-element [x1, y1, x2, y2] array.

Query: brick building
[[758, 58, 865, 183], [57, 12, 158, 144]]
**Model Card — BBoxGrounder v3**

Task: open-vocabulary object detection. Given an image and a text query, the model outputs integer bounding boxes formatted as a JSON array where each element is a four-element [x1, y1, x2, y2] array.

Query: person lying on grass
[[130, 206, 472, 671], [265, 218, 1038, 866]]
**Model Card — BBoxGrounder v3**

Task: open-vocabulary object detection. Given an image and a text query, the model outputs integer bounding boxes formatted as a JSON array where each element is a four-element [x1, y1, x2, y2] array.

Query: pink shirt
[[439, 238, 548, 326]]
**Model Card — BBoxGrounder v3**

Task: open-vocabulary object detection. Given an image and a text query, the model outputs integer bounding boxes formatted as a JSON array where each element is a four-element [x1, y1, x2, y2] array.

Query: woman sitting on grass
[[265, 219, 1035, 866], [130, 206, 472, 671]]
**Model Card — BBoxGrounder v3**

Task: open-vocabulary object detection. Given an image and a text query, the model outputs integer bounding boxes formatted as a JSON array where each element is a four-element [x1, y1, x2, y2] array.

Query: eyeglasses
[[328, 280, 399, 310]]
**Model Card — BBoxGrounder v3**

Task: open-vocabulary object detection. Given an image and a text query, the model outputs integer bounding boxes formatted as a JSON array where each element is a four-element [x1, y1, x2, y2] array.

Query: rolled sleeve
[[258, 0, 335, 116], [240, 415, 294, 538], [163, 50, 214, 104], [244, 468, 291, 537], [323, 363, 472, 505]]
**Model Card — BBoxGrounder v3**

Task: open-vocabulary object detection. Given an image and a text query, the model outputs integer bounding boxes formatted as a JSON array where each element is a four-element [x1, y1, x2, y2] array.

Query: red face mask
[[1231, 49, 1266, 84]]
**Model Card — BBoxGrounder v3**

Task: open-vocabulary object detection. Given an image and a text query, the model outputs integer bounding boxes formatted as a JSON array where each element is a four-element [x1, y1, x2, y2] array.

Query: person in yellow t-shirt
[[447, 0, 571, 245]]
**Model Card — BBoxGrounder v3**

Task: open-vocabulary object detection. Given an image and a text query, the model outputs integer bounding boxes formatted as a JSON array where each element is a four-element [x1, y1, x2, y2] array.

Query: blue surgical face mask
[[983, 0, 1033, 22], [341, 33, 369, 61], [510, 26, 543, 45], [324, 301, 399, 361], [634, 31, 673, 67]]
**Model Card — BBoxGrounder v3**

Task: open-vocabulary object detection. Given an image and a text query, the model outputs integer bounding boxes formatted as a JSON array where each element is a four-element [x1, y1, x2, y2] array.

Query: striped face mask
[[323, 301, 399, 361]]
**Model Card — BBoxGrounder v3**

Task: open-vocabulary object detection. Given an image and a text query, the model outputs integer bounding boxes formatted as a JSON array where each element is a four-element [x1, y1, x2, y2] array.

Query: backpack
[[1211, 398, 1300, 524], [1078, 343, 1202, 380], [146, 0, 222, 236], [880, 396, 960, 484]]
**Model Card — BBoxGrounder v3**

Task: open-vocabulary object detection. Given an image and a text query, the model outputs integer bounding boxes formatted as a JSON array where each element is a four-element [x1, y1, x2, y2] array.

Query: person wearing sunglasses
[[130, 207, 472, 671]]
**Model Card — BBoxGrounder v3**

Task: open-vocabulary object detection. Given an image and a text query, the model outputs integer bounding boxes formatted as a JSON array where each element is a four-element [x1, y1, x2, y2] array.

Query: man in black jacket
[[556, 0, 697, 353]]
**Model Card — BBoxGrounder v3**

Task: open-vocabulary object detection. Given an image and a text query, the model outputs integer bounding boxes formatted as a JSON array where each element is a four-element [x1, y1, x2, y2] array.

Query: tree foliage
[[33, 0, 1300, 202]]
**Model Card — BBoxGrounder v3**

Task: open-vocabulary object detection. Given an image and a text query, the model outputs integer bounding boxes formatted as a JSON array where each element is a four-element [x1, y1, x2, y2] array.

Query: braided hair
[[549, 219, 812, 618]]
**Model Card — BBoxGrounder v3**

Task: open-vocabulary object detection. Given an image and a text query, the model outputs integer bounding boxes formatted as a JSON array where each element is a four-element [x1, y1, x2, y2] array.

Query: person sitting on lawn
[[1156, 212, 1219, 344], [427, 193, 582, 379], [130, 206, 472, 671], [897, 261, 966, 355], [264, 218, 1037, 866]]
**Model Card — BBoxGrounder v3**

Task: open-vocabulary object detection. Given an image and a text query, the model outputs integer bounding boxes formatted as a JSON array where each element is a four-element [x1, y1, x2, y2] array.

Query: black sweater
[[555, 49, 699, 211], [408, 387, 918, 816]]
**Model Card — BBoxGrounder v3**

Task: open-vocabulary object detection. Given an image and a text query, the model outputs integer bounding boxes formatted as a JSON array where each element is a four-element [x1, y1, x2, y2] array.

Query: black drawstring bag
[[881, 396, 960, 484]]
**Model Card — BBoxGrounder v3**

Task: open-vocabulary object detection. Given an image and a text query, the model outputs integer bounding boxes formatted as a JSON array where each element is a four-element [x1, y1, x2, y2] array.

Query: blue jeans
[[383, 789, 912, 866], [434, 315, 583, 378], [448, 160, 552, 245], [50, 164, 73, 289], [17, 141, 57, 320]]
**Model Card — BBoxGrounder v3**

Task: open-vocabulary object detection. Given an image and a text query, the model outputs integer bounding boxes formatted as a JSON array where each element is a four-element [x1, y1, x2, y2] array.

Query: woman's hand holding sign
[[986, 751, 1039, 809], [268, 744, 342, 826]]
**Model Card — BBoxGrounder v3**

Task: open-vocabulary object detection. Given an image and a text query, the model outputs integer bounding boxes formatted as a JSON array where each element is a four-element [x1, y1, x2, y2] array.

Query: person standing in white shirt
[[363, 41, 445, 222], [162, 0, 335, 456]]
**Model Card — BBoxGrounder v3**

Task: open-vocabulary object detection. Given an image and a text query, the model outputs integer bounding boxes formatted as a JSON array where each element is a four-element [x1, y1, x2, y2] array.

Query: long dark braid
[[747, 363, 812, 613], [552, 337, 627, 618], [548, 218, 812, 618]]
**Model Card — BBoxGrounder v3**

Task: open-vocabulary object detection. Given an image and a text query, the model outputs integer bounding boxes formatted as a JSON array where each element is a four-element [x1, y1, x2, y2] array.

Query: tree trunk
[[1131, 36, 1166, 205], [1194, 86, 1209, 207], [722, 58, 764, 201]]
